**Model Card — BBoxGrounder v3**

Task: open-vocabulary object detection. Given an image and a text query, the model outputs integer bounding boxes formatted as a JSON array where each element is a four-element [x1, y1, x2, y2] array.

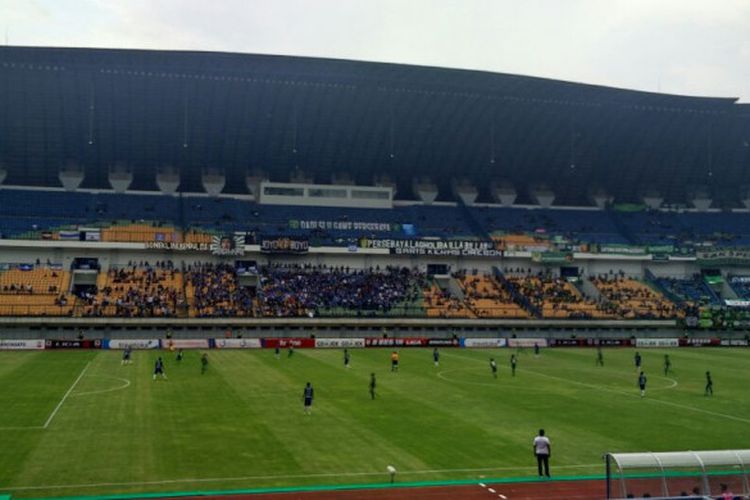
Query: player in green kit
[[705, 371, 713, 396], [369, 373, 376, 400], [490, 358, 498, 378], [596, 345, 604, 367], [663, 354, 672, 375], [201, 353, 208, 374], [510, 354, 517, 376]]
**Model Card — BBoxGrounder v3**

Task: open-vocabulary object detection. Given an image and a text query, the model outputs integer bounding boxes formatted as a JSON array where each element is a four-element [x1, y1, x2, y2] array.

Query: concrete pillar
[[108, 162, 133, 193], [451, 178, 478, 205], [490, 181, 517, 206], [642, 191, 663, 210], [201, 167, 225, 196], [58, 160, 84, 191], [589, 187, 613, 209], [245, 168, 268, 198], [529, 185, 555, 208], [412, 177, 438, 204], [156, 166, 180, 194]]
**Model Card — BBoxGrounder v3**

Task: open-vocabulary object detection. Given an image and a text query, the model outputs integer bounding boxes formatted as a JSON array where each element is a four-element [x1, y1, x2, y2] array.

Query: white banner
[[0, 339, 45, 350], [635, 338, 679, 348], [107, 339, 160, 350], [462, 338, 508, 348], [721, 339, 749, 346], [507, 338, 548, 348], [214, 338, 262, 349], [315, 338, 365, 348], [725, 299, 750, 308], [164, 339, 209, 349]]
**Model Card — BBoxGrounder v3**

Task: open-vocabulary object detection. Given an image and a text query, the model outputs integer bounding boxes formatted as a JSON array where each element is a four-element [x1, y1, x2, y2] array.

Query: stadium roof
[[1, 46, 749, 205]]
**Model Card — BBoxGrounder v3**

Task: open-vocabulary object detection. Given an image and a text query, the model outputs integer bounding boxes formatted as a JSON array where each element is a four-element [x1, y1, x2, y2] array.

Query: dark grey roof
[[0, 46, 748, 204]]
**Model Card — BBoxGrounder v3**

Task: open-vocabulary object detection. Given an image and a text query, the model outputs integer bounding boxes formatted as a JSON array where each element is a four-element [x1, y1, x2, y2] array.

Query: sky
[[1, 0, 749, 101]]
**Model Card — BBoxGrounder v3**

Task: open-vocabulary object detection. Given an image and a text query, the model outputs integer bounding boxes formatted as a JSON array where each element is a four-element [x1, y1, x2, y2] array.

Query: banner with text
[[213, 338, 262, 349], [45, 339, 101, 349], [507, 338, 548, 348], [105, 339, 160, 350], [0, 339, 45, 350], [365, 337, 429, 347], [262, 338, 316, 349], [461, 338, 507, 348], [163, 339, 210, 349], [314, 338, 366, 349], [635, 338, 679, 347], [260, 237, 310, 254], [360, 239, 501, 258]]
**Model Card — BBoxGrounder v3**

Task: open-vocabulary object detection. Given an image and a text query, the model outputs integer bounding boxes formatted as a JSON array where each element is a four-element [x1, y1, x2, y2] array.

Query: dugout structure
[[605, 450, 750, 499]]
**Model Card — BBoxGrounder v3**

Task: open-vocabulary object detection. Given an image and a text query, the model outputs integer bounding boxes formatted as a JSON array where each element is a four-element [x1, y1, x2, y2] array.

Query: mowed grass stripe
[[1, 348, 750, 498]]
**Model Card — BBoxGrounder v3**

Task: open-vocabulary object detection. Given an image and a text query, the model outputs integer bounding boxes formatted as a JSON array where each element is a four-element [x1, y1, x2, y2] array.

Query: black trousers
[[536, 453, 550, 477]]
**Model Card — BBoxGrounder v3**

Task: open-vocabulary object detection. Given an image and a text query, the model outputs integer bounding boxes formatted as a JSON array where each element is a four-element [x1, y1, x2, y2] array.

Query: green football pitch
[[0, 347, 749, 498]]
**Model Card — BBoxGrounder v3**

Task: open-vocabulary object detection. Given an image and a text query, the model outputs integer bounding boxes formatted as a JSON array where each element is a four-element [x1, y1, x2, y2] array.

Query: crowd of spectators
[[79, 261, 183, 317], [186, 262, 255, 317], [591, 274, 679, 319], [257, 264, 425, 317]]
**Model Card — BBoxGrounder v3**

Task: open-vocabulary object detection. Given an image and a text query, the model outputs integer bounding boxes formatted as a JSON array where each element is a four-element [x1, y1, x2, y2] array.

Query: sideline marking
[[444, 352, 750, 425], [0, 464, 602, 492], [70, 376, 130, 397], [43, 362, 91, 429]]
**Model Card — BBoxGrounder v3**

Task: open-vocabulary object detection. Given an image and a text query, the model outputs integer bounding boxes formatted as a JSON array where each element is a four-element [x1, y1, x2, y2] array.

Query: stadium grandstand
[[3, 45, 750, 500]]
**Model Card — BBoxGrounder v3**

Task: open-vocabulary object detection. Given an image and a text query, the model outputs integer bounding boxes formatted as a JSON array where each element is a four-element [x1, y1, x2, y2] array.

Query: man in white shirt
[[533, 429, 551, 478]]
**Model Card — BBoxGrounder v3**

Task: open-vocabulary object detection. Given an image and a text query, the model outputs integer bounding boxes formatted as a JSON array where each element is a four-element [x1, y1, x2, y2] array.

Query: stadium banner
[[725, 299, 750, 308], [426, 338, 460, 347], [0, 339, 45, 350], [679, 337, 720, 347], [104, 339, 160, 350], [583, 338, 632, 347], [211, 235, 245, 256], [461, 338, 507, 348], [262, 338, 316, 349], [531, 251, 573, 264], [547, 338, 583, 347], [721, 339, 749, 346], [507, 338, 548, 348], [596, 244, 648, 255], [58, 230, 80, 240], [697, 249, 750, 266], [45, 339, 101, 349], [213, 338, 262, 349], [314, 338, 366, 348], [290, 219, 398, 233], [260, 237, 310, 254], [144, 241, 211, 251], [163, 339, 210, 349], [364, 337, 429, 347], [359, 238, 501, 258], [635, 338, 679, 348]]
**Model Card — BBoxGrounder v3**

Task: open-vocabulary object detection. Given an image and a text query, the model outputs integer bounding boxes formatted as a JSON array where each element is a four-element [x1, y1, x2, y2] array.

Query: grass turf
[[0, 347, 748, 498]]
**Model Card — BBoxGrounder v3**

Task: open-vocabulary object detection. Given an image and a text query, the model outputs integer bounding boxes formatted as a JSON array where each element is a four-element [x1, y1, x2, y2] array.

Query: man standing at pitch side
[[533, 429, 551, 478]]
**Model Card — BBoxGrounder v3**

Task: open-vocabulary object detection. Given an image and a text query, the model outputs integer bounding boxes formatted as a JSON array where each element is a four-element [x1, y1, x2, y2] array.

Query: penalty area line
[[43, 362, 91, 429]]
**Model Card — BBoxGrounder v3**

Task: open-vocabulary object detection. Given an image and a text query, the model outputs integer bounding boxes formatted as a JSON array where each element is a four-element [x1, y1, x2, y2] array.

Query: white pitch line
[[0, 464, 602, 492], [43, 362, 91, 429], [70, 376, 130, 397], [488, 488, 497, 493], [499, 495, 508, 499], [443, 352, 750, 425]]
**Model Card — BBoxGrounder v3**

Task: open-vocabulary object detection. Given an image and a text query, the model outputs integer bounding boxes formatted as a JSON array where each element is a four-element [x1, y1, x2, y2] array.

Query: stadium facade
[[0, 46, 749, 338]]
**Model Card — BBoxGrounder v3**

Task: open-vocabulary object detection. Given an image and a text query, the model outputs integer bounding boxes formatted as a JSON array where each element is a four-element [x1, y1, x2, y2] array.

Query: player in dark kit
[[510, 354, 517, 376], [433, 347, 440, 367], [201, 353, 208, 374], [369, 373, 376, 400], [303, 382, 314, 414], [534, 343, 540, 357], [176, 349, 184, 363], [153, 357, 167, 380], [638, 371, 647, 397], [663, 354, 671, 375], [596, 345, 604, 367], [490, 358, 498, 378], [344, 349, 351, 369], [391, 351, 399, 372], [634, 351, 642, 371], [121, 346, 132, 365], [274, 345, 280, 359], [705, 371, 713, 396], [288, 345, 294, 358]]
